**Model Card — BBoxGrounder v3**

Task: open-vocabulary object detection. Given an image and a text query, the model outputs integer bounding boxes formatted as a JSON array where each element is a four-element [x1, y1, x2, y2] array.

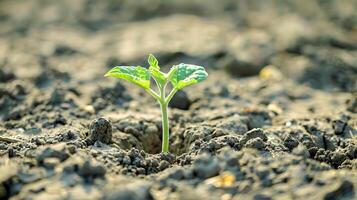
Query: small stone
[[332, 120, 346, 135], [8, 147, 16, 158], [87, 118, 112, 145], [83, 105, 95, 114], [32, 137, 45, 145], [245, 138, 266, 150], [67, 145, 77, 154], [123, 156, 131, 165], [260, 65, 283, 81], [240, 128, 268, 146], [292, 145, 310, 159], [330, 151, 348, 167], [136, 168, 146, 175], [344, 144, 357, 159], [283, 135, 299, 150], [150, 159, 159, 167], [324, 180, 354, 200], [169, 90, 191, 110], [193, 153, 220, 179], [158, 160, 170, 171]]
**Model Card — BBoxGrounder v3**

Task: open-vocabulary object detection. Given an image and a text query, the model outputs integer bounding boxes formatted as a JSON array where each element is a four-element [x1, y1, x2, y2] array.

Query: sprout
[[105, 54, 208, 153]]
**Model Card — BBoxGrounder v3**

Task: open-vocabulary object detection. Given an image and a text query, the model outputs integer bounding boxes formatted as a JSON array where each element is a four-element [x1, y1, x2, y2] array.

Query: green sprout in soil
[[105, 54, 208, 153]]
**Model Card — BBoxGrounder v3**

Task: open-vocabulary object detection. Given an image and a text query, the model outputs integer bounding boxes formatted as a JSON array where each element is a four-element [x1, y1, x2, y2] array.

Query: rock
[[158, 160, 170, 171], [245, 138, 266, 150], [159, 152, 176, 164], [122, 156, 131, 165], [193, 153, 220, 179], [292, 145, 310, 159], [8, 147, 16, 158], [169, 90, 191, 110], [67, 145, 77, 154], [240, 128, 268, 146], [136, 168, 146, 175], [324, 136, 338, 151], [86, 118, 112, 145], [324, 180, 354, 200], [332, 120, 346, 135], [283, 135, 299, 150], [330, 151, 348, 167], [345, 144, 357, 159]]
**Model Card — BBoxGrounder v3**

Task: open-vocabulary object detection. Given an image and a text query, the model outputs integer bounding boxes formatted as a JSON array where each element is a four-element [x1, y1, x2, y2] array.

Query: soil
[[1, 0, 357, 200]]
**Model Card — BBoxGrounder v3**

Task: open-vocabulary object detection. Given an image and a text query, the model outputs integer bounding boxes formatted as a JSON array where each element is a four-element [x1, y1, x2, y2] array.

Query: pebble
[[86, 118, 112, 145], [193, 153, 220, 179]]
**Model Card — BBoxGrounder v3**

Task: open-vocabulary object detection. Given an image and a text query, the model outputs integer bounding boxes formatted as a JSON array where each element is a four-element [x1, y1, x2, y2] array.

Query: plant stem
[[158, 83, 170, 153], [158, 81, 170, 153], [165, 88, 178, 104], [145, 88, 160, 101], [160, 102, 169, 152]]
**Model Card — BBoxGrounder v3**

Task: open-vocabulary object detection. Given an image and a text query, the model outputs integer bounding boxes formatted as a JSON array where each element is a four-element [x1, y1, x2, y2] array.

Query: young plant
[[105, 54, 208, 153]]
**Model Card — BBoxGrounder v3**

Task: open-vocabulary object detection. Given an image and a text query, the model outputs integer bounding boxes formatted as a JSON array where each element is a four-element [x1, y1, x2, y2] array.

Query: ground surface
[[0, 0, 357, 199]]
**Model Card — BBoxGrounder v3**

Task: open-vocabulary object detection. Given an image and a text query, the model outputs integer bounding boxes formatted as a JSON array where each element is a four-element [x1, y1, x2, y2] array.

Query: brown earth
[[0, 0, 357, 199]]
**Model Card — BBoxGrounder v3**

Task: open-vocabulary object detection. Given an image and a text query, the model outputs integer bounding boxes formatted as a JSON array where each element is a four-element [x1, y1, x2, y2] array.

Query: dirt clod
[[324, 180, 354, 200], [87, 118, 112, 145], [193, 153, 220, 179]]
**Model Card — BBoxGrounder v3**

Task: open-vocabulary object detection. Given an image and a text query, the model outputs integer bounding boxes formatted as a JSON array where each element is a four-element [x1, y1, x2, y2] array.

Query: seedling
[[105, 54, 208, 153]]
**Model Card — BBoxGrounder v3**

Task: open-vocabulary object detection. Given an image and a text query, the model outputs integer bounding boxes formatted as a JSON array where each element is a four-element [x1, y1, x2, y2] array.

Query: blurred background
[[1, 2, 357, 199], [0, 0, 356, 92]]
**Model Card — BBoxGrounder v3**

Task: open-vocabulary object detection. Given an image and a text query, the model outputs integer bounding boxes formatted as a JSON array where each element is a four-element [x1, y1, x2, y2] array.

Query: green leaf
[[169, 63, 208, 89], [148, 54, 166, 85], [105, 66, 150, 89], [149, 66, 167, 86], [148, 54, 159, 69]]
